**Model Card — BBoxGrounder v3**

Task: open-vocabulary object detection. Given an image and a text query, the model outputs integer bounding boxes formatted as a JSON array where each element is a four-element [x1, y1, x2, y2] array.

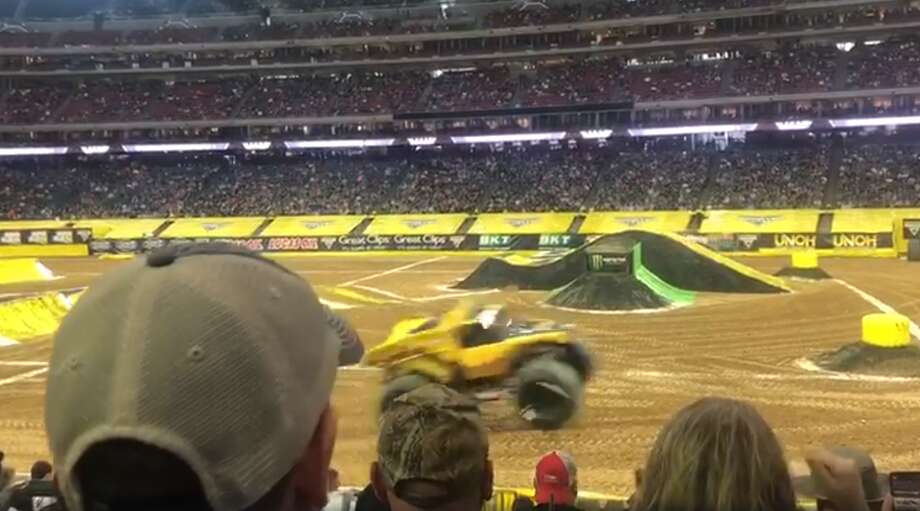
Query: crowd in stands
[[0, 142, 914, 219], [4, 38, 920, 123], [3, 0, 917, 46], [0, 241, 902, 511]]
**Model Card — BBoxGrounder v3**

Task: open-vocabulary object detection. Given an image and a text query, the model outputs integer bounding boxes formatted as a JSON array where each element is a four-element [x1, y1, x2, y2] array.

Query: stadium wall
[[0, 209, 917, 257]]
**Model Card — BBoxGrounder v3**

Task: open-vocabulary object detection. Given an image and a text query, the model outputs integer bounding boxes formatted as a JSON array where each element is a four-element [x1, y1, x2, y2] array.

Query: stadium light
[[284, 139, 396, 149], [124, 143, 231, 153], [775, 121, 813, 131], [0, 146, 68, 157], [829, 116, 920, 128], [627, 124, 758, 137], [450, 132, 566, 144], [580, 130, 613, 139], [408, 137, 438, 146], [80, 145, 111, 155], [242, 141, 272, 151]]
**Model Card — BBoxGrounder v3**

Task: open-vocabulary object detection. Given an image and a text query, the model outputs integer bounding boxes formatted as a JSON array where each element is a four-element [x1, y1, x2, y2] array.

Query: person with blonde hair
[[632, 397, 797, 511]]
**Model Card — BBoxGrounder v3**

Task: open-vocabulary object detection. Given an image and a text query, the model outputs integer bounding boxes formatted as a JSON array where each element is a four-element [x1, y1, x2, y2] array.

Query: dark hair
[[74, 439, 294, 511], [31, 460, 53, 480]]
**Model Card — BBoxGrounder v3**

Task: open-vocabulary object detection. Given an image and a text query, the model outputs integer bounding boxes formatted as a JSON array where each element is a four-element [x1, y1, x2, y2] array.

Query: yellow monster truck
[[364, 301, 593, 429]]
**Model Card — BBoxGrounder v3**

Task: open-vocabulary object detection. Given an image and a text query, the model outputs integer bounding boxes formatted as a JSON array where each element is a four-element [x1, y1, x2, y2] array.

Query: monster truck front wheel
[[516, 358, 584, 430], [380, 374, 432, 413]]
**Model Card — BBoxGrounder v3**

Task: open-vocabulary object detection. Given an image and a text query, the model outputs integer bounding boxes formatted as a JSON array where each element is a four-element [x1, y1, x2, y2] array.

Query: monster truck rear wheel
[[516, 358, 583, 430], [380, 374, 432, 413]]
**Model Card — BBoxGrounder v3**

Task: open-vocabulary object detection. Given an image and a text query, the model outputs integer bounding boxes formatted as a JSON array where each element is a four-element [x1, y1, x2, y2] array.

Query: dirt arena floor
[[1, 254, 919, 495]]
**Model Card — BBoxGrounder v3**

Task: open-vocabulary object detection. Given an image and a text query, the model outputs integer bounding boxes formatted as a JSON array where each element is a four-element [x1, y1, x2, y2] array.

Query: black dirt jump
[[454, 231, 787, 294], [546, 274, 670, 311]]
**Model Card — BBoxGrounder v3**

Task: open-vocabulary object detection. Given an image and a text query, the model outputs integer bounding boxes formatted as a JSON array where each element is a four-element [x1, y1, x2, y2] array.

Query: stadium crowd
[[4, 37, 920, 123], [2, 0, 918, 46], [0, 142, 915, 219], [0, 242, 900, 511]]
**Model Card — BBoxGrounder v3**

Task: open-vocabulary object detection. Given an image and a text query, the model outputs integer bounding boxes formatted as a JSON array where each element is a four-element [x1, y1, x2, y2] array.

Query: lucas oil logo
[[402, 219, 437, 229], [739, 215, 781, 226]]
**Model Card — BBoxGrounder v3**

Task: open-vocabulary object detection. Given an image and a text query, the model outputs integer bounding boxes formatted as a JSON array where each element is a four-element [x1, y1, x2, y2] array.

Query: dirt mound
[[546, 274, 670, 311], [812, 342, 920, 377], [775, 267, 832, 279]]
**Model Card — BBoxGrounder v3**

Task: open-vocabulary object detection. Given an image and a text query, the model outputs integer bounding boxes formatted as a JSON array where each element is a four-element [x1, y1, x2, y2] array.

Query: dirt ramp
[[546, 273, 670, 311], [453, 251, 586, 290]]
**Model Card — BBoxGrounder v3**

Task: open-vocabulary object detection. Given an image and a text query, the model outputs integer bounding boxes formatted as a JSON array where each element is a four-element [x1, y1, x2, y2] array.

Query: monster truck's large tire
[[380, 374, 432, 413], [323, 305, 364, 366], [516, 358, 584, 430]]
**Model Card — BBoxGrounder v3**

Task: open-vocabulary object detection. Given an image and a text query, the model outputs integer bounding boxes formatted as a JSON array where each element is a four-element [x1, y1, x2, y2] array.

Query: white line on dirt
[[0, 336, 18, 346], [338, 256, 448, 287], [0, 367, 48, 387], [0, 361, 47, 367], [338, 366, 382, 373], [415, 289, 501, 302], [351, 285, 413, 302], [540, 303, 687, 315], [319, 298, 355, 310], [835, 279, 920, 340]]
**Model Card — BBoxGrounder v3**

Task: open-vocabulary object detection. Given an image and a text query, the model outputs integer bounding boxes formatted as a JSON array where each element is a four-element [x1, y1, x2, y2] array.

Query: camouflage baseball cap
[[377, 384, 489, 508], [46, 243, 340, 511]]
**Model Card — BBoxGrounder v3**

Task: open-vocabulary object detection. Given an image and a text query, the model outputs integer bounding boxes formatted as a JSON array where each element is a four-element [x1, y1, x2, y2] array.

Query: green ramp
[[632, 242, 695, 305]]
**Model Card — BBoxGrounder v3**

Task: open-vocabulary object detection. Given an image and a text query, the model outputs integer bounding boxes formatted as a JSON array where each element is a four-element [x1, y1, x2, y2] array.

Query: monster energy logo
[[588, 253, 627, 272]]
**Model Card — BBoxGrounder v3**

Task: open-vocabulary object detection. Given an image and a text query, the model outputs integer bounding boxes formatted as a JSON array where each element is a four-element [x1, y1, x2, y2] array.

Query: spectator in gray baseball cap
[[44, 243, 341, 511]]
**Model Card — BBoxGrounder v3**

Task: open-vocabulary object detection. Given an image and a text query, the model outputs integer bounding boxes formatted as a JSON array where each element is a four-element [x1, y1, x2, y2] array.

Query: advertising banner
[[718, 232, 895, 252], [0, 228, 91, 245]]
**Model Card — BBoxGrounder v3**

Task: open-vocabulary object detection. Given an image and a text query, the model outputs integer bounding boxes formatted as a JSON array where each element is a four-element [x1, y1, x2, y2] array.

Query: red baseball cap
[[534, 451, 577, 505]]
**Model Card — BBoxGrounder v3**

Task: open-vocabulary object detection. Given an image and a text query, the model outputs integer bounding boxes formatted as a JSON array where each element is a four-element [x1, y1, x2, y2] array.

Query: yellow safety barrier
[[893, 209, 920, 254], [0, 245, 88, 257], [159, 217, 265, 238], [580, 211, 691, 234], [261, 215, 365, 237], [700, 209, 820, 234], [0, 293, 71, 343], [0, 258, 55, 284], [78, 219, 167, 239], [861, 313, 911, 348], [365, 214, 468, 235], [469, 213, 575, 234], [791, 251, 819, 269]]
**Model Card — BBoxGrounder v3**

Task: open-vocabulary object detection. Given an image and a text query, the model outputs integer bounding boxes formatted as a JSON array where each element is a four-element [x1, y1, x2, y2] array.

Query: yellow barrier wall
[[0, 245, 87, 257], [261, 216, 365, 237], [699, 210, 820, 234], [78, 219, 167, 239], [158, 217, 265, 238], [580, 211, 691, 234], [831, 209, 899, 233], [469, 213, 575, 234], [365, 214, 468, 235]]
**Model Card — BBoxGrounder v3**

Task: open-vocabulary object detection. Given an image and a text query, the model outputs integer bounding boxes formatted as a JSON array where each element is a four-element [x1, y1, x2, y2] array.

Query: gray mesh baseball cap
[[45, 243, 340, 511]]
